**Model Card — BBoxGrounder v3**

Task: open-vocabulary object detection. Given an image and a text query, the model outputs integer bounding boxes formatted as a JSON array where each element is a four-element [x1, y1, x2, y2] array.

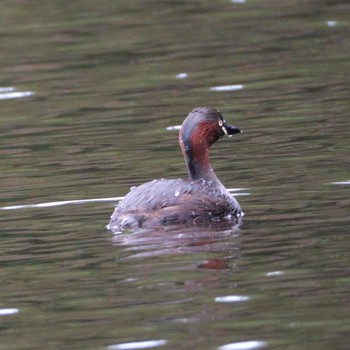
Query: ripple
[[218, 340, 267, 350], [0, 308, 19, 316], [227, 188, 250, 196], [0, 87, 16, 92], [0, 188, 249, 211], [266, 271, 285, 277], [0, 89, 34, 100], [166, 125, 181, 131], [107, 340, 167, 349], [326, 20, 337, 27], [0, 197, 123, 210], [175, 73, 188, 79], [215, 295, 250, 303], [332, 180, 350, 185], [210, 84, 243, 92]]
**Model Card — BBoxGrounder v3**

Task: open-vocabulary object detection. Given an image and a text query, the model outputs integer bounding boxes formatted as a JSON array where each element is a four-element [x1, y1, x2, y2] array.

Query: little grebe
[[108, 107, 243, 232]]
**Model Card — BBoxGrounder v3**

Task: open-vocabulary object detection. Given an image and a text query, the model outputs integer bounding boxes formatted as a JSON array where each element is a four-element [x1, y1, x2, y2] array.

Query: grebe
[[108, 107, 243, 232]]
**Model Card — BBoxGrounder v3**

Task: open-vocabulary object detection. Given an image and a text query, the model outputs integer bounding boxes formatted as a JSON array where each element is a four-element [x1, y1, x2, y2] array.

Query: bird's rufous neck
[[179, 125, 221, 184]]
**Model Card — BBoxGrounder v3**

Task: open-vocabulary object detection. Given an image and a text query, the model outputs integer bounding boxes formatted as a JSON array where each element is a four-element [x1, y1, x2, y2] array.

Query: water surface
[[1, 1, 349, 349]]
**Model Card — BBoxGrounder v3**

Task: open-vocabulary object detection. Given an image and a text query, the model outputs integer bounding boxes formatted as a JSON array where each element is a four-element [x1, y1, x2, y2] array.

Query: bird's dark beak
[[222, 124, 241, 136]]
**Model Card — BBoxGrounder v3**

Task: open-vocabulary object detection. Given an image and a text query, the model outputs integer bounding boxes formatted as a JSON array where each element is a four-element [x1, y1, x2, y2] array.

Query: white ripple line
[[0, 197, 124, 211], [1, 188, 249, 211]]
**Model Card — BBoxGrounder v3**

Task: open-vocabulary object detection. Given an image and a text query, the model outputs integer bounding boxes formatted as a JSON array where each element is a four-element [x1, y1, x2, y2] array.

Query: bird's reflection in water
[[111, 223, 241, 270]]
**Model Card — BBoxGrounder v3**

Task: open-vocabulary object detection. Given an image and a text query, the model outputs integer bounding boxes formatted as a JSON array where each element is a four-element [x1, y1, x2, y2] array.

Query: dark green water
[[1, 1, 349, 349]]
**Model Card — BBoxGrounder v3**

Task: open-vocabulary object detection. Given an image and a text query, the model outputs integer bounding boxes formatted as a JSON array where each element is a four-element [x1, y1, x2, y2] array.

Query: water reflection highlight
[[107, 340, 167, 350]]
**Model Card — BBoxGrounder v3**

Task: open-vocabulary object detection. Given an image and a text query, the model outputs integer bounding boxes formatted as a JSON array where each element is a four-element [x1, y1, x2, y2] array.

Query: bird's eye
[[218, 120, 223, 126]]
